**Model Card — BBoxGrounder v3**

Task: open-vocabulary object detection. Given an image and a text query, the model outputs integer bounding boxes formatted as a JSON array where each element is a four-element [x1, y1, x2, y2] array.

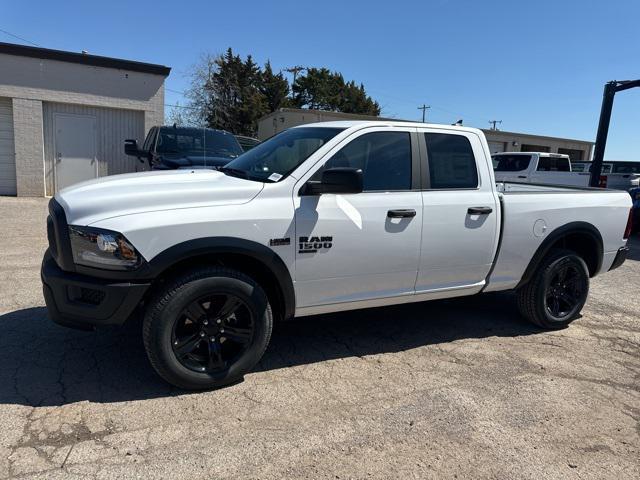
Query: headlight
[[69, 226, 143, 270]]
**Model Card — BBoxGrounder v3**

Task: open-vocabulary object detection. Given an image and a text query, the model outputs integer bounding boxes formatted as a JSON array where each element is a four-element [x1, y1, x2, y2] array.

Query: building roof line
[[261, 107, 593, 145], [0, 41, 171, 76]]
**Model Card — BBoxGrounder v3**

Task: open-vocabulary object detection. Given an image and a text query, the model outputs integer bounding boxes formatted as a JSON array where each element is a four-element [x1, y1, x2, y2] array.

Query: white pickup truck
[[42, 121, 633, 389], [493, 152, 592, 186]]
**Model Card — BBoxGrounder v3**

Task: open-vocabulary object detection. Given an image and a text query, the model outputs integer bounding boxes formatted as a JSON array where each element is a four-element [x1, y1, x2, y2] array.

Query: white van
[[493, 152, 590, 186]]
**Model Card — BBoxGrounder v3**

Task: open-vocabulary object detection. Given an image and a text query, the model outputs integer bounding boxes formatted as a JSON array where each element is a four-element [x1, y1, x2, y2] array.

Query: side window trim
[[410, 131, 421, 190], [417, 131, 430, 189]]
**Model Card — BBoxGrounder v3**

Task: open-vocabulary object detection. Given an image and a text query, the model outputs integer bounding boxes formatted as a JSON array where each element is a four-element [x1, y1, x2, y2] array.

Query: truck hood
[[56, 169, 264, 226]]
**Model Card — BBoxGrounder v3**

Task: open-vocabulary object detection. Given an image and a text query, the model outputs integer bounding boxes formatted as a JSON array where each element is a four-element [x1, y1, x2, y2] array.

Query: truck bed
[[485, 182, 631, 292], [496, 181, 606, 193]]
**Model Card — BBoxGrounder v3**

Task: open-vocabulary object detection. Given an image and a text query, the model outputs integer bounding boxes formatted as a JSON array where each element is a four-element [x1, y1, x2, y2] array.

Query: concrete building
[[257, 108, 594, 162], [0, 42, 170, 196]]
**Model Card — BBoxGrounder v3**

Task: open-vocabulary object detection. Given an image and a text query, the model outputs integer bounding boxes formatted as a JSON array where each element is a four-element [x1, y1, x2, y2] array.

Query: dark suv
[[125, 126, 244, 170]]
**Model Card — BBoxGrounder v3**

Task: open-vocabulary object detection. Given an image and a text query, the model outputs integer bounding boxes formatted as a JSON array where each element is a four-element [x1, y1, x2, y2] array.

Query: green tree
[[261, 61, 290, 112], [292, 68, 380, 115], [175, 49, 381, 135]]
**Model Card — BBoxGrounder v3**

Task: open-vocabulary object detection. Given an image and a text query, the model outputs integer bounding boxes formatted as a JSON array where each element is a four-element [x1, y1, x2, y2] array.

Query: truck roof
[[294, 120, 485, 136]]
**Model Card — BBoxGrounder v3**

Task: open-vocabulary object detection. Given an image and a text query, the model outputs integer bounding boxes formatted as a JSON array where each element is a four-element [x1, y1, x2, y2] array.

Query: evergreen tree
[[178, 49, 381, 136], [261, 61, 290, 112], [292, 68, 380, 115]]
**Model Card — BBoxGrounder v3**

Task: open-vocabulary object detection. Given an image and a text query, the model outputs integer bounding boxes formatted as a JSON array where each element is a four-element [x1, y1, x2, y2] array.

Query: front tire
[[143, 267, 273, 390], [517, 249, 589, 329]]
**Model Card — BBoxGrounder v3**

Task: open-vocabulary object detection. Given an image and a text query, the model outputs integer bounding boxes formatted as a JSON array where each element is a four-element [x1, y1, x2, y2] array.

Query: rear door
[[293, 127, 423, 308], [415, 129, 499, 292], [530, 155, 589, 186], [493, 154, 533, 182]]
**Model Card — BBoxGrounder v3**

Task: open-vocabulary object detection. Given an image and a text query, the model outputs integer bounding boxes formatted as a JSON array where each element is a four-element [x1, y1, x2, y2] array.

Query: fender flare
[[516, 221, 603, 289], [148, 237, 296, 320]]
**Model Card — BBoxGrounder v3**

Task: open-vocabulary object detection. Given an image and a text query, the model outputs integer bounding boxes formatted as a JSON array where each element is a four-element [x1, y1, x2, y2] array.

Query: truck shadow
[[0, 293, 540, 407], [626, 235, 640, 261]]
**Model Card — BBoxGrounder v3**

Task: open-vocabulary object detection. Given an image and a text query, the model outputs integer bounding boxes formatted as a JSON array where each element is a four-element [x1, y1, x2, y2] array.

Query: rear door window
[[494, 155, 531, 172], [424, 133, 478, 189], [537, 157, 570, 172]]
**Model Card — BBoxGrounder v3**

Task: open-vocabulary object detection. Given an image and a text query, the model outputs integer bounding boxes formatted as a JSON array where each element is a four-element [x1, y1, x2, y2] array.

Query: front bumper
[[41, 250, 150, 330]]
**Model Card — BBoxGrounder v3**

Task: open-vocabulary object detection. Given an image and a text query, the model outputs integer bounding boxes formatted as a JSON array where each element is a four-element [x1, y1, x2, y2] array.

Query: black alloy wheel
[[143, 267, 273, 390], [544, 263, 587, 320], [172, 293, 254, 375], [516, 249, 589, 329]]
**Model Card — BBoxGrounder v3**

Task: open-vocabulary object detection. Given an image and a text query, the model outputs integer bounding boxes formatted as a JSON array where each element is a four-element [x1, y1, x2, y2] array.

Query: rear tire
[[143, 267, 273, 390], [516, 249, 589, 329]]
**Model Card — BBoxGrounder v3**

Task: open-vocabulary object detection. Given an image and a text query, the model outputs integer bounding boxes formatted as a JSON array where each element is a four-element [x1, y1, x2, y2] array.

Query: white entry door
[[54, 114, 97, 191]]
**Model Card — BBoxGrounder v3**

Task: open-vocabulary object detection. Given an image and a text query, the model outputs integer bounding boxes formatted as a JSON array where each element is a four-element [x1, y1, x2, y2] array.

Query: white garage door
[[0, 97, 16, 195]]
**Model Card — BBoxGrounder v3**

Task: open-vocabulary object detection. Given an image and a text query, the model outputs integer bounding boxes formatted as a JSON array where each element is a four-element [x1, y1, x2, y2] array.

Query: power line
[[417, 104, 431, 122], [368, 88, 491, 126], [0, 28, 39, 46], [165, 87, 186, 95], [164, 103, 199, 110]]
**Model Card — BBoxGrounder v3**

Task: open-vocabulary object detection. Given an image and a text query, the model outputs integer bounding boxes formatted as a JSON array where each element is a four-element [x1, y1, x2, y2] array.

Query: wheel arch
[[516, 221, 603, 289], [147, 237, 295, 321]]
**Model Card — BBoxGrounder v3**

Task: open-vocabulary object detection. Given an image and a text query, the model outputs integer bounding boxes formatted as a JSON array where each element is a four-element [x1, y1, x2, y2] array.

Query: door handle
[[467, 206, 493, 215], [517, 175, 527, 179], [387, 209, 416, 218]]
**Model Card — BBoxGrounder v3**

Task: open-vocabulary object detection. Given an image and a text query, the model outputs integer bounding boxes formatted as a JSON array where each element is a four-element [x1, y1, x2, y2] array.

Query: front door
[[54, 114, 97, 191], [294, 127, 423, 308]]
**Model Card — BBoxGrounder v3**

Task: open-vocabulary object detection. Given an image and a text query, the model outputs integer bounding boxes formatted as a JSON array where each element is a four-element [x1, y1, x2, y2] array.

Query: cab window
[[315, 131, 412, 191], [425, 133, 478, 189], [494, 154, 531, 172], [142, 128, 157, 152], [537, 157, 570, 172]]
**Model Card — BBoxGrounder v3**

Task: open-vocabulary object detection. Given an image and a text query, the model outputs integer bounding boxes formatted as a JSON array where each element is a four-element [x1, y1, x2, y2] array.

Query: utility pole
[[285, 66, 306, 98], [590, 79, 640, 187], [417, 104, 431, 123], [488, 120, 502, 131]]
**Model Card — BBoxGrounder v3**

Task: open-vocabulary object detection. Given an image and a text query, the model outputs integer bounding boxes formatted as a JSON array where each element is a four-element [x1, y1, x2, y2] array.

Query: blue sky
[[3, 0, 640, 159]]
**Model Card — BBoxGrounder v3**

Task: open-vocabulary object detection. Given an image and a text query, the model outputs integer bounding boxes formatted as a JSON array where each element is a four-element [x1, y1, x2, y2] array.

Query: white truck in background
[[572, 161, 640, 191], [42, 121, 633, 390], [493, 152, 591, 186]]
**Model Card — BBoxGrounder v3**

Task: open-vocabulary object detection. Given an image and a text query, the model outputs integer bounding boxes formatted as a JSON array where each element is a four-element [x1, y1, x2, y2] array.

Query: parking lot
[[0, 196, 638, 479]]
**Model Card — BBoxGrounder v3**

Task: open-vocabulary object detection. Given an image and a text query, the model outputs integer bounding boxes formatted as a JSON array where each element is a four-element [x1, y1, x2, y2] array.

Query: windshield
[[493, 155, 532, 172], [156, 127, 243, 158], [222, 127, 345, 182]]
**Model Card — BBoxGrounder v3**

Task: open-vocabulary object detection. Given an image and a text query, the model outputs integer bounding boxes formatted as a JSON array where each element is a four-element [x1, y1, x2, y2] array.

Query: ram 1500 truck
[[42, 121, 633, 390], [124, 125, 243, 170]]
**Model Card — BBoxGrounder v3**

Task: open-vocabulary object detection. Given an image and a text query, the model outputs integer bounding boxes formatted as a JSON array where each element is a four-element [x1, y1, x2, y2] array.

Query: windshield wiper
[[219, 166, 248, 179]]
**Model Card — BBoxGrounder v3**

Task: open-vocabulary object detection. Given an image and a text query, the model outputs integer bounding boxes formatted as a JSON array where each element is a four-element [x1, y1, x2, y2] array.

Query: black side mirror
[[124, 139, 149, 163], [302, 167, 364, 195], [124, 139, 139, 156]]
